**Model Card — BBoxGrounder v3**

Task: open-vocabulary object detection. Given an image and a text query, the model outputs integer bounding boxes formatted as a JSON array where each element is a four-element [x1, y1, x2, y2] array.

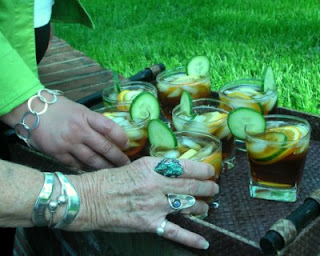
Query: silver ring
[[154, 158, 183, 178], [156, 219, 168, 237], [167, 194, 196, 211]]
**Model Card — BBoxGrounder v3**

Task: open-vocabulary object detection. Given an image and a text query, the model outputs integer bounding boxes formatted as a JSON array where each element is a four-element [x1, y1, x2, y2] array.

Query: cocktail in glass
[[96, 104, 150, 160], [156, 66, 211, 119], [172, 98, 235, 170], [245, 115, 311, 202], [150, 130, 222, 208], [102, 81, 157, 108], [219, 78, 277, 115]]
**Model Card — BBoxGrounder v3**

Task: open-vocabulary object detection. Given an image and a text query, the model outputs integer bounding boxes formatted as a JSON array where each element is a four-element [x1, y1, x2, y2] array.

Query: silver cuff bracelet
[[32, 172, 55, 226], [54, 172, 80, 229]]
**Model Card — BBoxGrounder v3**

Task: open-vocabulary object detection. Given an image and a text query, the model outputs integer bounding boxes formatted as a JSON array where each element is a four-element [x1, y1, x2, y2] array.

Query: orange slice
[[268, 126, 301, 141], [203, 152, 222, 178], [257, 181, 292, 189]]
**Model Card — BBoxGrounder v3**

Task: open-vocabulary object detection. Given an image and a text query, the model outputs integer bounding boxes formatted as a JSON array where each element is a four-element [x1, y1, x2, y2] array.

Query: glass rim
[[156, 66, 210, 84], [219, 78, 277, 103], [95, 105, 151, 128], [172, 98, 232, 127], [245, 114, 311, 145], [102, 81, 157, 100], [150, 130, 222, 157]]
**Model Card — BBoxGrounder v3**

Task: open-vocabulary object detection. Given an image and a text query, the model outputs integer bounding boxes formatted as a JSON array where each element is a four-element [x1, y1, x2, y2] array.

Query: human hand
[[70, 157, 219, 250], [29, 96, 130, 169]]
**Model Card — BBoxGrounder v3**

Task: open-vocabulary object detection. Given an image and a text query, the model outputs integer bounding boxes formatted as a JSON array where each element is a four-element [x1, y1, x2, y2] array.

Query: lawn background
[[53, 0, 320, 115]]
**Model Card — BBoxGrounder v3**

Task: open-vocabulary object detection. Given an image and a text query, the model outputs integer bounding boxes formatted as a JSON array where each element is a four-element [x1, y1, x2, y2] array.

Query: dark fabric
[[34, 22, 51, 64], [0, 228, 15, 256], [0, 123, 16, 256]]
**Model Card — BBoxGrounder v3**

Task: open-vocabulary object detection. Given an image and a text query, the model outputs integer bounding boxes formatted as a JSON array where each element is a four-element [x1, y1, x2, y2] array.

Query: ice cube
[[215, 125, 230, 139], [192, 145, 214, 160], [162, 150, 180, 158], [247, 141, 268, 154], [180, 138, 202, 150], [168, 88, 182, 98], [182, 85, 198, 95]]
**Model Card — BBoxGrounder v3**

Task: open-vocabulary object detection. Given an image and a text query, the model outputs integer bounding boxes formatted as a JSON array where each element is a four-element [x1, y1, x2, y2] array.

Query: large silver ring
[[156, 219, 168, 237], [154, 158, 183, 178], [167, 193, 196, 211]]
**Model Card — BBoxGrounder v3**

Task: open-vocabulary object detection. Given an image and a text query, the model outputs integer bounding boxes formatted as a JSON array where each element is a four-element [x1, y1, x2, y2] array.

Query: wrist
[[65, 173, 98, 231], [1, 89, 63, 146], [31, 172, 80, 230]]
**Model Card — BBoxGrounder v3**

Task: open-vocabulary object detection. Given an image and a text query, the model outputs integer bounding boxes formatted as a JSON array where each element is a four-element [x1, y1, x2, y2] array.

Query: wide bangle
[[14, 88, 63, 147], [54, 172, 80, 229], [32, 172, 55, 227]]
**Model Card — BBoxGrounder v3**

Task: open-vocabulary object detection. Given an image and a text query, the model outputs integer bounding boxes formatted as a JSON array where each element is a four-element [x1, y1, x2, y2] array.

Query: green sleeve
[[52, 0, 95, 28], [0, 31, 44, 116]]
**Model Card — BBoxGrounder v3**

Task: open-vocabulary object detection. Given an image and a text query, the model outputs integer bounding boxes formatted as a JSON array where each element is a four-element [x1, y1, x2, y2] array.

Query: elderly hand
[[68, 157, 219, 250]]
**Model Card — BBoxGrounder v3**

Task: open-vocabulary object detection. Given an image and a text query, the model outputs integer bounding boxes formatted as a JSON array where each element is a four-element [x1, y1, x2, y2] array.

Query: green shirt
[[0, 0, 93, 115]]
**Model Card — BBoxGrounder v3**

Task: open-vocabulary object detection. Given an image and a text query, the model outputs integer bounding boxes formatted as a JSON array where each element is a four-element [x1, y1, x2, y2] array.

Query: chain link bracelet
[[14, 88, 63, 147]]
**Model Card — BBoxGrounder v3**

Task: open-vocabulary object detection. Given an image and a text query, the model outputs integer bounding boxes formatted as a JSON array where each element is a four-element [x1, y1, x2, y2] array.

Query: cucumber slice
[[148, 119, 177, 150], [130, 91, 160, 121], [187, 56, 210, 76], [247, 132, 288, 163], [262, 66, 276, 92], [180, 91, 193, 116], [227, 107, 266, 140]]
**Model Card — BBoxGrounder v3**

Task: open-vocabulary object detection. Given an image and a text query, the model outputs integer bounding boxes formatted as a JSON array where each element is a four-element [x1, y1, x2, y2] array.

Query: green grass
[[53, 0, 320, 115]]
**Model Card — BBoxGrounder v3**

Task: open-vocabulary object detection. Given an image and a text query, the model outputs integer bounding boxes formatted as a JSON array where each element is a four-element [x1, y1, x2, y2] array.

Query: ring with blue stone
[[154, 158, 183, 178], [167, 194, 196, 211]]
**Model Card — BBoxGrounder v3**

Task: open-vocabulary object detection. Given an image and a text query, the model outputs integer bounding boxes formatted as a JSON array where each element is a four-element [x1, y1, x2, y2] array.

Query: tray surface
[[205, 140, 320, 242]]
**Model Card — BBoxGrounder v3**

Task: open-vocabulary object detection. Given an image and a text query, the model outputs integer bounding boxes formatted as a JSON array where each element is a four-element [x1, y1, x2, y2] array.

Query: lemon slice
[[117, 90, 130, 102], [117, 89, 142, 102], [227, 92, 263, 113]]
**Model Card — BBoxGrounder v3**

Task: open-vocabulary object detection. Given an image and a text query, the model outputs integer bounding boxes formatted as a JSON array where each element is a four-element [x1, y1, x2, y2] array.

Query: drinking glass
[[172, 98, 235, 170], [219, 78, 277, 115], [96, 104, 150, 160], [156, 66, 211, 119], [102, 81, 157, 107], [150, 130, 222, 208], [245, 115, 311, 202]]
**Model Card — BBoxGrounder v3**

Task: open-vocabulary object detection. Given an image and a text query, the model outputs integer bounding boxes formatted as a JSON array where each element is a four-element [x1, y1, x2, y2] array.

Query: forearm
[[0, 159, 95, 230], [0, 160, 43, 227], [0, 100, 28, 128]]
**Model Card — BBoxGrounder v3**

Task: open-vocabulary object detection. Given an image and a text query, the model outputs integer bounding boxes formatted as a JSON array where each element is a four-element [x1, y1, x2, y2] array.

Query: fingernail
[[214, 183, 220, 193], [208, 166, 215, 177], [201, 240, 210, 250], [124, 140, 130, 150]]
